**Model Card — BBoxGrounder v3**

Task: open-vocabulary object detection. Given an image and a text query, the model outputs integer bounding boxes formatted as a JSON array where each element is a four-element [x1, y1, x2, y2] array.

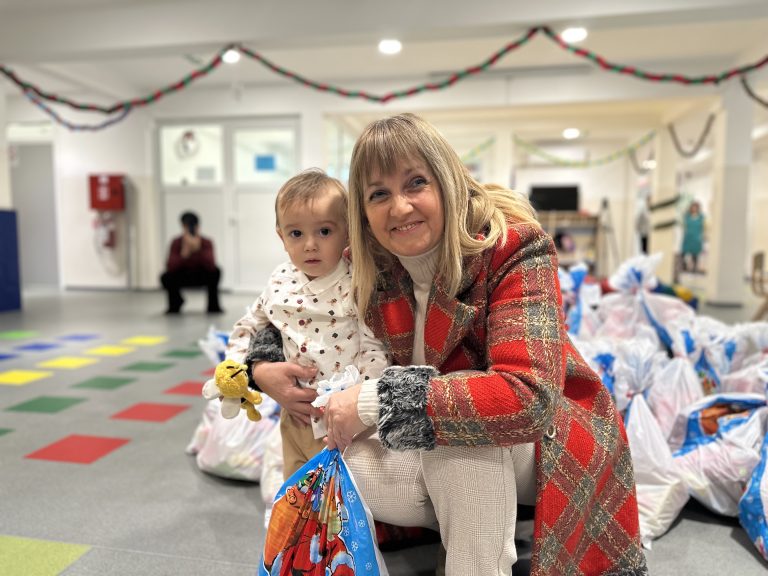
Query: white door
[[158, 117, 299, 292]]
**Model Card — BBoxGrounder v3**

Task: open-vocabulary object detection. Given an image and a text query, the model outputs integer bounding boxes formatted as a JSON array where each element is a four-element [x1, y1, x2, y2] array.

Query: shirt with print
[[227, 259, 389, 387]]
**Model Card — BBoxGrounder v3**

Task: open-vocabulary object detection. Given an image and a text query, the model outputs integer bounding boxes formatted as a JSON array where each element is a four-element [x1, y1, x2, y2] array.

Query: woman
[[681, 200, 704, 272], [249, 114, 647, 576]]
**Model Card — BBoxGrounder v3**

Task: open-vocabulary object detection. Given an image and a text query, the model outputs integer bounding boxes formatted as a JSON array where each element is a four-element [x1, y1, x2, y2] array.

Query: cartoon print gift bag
[[259, 448, 389, 576]]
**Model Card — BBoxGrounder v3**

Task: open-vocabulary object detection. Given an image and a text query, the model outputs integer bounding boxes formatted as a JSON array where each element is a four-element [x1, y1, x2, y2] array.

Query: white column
[[300, 109, 325, 170], [705, 82, 754, 305], [492, 129, 514, 188], [649, 128, 678, 284], [0, 94, 11, 209]]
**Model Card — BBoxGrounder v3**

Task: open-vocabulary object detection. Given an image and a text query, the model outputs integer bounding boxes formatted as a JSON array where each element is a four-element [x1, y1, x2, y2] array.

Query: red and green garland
[[2, 26, 767, 131]]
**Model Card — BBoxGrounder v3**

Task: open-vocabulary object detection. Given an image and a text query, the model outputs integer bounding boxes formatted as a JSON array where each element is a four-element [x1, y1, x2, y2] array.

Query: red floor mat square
[[164, 381, 204, 396], [201, 367, 215, 377], [111, 402, 190, 422], [26, 434, 130, 464]]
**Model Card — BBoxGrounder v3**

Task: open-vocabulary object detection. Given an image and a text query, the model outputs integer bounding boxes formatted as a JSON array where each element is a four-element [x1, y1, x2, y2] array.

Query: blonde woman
[[249, 114, 647, 576]]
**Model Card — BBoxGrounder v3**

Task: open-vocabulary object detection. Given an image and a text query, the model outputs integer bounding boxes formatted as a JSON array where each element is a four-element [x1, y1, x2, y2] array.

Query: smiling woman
[[248, 114, 648, 575]]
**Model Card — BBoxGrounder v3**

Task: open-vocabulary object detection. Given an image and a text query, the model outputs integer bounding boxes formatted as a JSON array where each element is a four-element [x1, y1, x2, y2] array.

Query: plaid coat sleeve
[[372, 222, 566, 448], [426, 222, 565, 446]]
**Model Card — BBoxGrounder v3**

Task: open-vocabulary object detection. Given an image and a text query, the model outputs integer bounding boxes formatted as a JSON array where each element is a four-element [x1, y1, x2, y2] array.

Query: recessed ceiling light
[[222, 48, 241, 64], [378, 39, 402, 55], [562, 128, 581, 140], [560, 27, 588, 43]]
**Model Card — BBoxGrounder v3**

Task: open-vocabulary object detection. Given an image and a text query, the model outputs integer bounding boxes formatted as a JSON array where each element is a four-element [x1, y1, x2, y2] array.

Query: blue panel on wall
[[0, 211, 22, 312], [255, 154, 276, 172]]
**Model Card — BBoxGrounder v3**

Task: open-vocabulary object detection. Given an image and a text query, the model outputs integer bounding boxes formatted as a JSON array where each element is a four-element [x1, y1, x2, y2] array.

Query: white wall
[[515, 143, 631, 268]]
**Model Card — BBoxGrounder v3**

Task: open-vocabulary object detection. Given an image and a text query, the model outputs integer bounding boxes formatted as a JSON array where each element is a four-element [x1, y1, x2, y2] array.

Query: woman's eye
[[410, 176, 428, 188], [288, 230, 302, 238], [319, 228, 332, 237], [368, 190, 387, 202]]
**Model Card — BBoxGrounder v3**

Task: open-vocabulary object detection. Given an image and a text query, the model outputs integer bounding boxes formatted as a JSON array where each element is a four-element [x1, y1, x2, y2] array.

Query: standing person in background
[[247, 113, 647, 575], [160, 211, 223, 314], [681, 200, 705, 273]]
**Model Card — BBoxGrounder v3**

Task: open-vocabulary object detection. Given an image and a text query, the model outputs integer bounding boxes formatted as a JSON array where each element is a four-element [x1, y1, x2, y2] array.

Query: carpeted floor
[[0, 287, 766, 575]]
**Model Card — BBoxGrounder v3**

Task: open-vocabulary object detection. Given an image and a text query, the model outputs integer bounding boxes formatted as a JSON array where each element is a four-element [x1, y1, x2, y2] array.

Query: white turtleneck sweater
[[357, 246, 440, 426]]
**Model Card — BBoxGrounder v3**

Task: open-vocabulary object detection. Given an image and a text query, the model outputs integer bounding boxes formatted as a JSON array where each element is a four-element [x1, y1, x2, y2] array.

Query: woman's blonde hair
[[348, 113, 538, 317]]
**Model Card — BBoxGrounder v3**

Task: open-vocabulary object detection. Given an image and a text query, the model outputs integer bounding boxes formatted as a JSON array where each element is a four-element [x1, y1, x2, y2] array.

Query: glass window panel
[[161, 125, 223, 186], [234, 128, 296, 185]]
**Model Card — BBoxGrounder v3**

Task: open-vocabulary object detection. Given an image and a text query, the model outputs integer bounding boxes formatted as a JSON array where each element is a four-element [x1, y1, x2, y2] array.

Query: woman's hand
[[251, 361, 317, 426], [324, 384, 367, 452]]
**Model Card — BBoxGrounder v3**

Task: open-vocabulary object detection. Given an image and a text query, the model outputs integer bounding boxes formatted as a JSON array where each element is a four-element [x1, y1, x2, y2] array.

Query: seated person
[[160, 211, 222, 314]]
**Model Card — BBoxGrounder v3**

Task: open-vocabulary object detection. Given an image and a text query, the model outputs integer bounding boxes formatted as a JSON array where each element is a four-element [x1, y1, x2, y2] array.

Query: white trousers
[[345, 429, 536, 576]]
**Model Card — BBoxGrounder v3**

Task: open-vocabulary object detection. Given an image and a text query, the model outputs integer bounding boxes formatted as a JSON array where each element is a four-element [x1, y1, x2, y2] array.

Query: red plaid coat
[[364, 222, 647, 576]]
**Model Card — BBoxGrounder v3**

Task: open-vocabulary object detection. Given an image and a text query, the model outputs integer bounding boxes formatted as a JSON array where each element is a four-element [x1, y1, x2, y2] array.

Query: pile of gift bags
[[561, 254, 768, 559]]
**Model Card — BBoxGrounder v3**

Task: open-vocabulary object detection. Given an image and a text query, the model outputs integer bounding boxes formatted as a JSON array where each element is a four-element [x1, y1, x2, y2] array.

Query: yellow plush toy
[[202, 359, 263, 422]]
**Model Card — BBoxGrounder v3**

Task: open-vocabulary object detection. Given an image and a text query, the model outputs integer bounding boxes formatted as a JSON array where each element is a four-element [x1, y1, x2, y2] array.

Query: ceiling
[[1, 0, 767, 141]]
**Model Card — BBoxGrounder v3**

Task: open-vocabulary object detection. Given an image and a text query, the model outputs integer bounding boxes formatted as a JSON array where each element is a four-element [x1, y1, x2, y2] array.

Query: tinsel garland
[[514, 131, 657, 168], [2, 25, 767, 131], [460, 137, 496, 163], [667, 113, 716, 159], [24, 90, 131, 131]]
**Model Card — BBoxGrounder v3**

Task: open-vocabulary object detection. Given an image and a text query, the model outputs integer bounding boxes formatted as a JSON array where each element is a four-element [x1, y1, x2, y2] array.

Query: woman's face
[[363, 158, 445, 257]]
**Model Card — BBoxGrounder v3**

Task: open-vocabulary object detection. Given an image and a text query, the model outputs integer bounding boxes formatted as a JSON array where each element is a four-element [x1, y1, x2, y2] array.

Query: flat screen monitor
[[529, 185, 579, 211]]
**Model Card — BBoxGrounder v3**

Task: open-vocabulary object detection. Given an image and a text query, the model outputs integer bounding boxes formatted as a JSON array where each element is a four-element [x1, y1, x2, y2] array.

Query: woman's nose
[[390, 192, 413, 217]]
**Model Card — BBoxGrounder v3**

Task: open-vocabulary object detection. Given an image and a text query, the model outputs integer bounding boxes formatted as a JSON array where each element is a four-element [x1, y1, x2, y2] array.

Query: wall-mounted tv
[[529, 185, 579, 211]]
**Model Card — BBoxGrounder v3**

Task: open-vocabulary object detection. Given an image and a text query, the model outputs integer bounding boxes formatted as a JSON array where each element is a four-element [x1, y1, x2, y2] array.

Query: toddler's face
[[277, 189, 348, 280]]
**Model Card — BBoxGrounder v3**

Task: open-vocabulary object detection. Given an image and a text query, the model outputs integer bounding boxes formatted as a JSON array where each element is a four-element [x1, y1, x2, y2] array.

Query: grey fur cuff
[[244, 325, 285, 390], [378, 365, 439, 451]]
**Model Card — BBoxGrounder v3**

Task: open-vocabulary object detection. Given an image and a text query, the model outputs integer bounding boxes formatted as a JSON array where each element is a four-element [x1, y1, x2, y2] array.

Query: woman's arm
[[374, 224, 566, 451]]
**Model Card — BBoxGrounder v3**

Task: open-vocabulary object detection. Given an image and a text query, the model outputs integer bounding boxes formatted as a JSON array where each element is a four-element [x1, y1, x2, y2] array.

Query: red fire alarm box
[[89, 174, 125, 211]]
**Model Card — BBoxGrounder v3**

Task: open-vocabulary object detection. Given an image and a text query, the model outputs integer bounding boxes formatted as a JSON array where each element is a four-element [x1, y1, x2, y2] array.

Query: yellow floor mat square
[[85, 345, 135, 356], [121, 335, 168, 346], [38, 356, 99, 369], [0, 370, 53, 385], [0, 535, 90, 576]]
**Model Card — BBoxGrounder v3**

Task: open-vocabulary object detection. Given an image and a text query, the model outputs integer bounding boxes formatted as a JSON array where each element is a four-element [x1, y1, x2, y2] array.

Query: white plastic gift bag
[[187, 395, 280, 481], [645, 357, 704, 441], [739, 415, 768, 562], [625, 394, 689, 548], [671, 395, 767, 516]]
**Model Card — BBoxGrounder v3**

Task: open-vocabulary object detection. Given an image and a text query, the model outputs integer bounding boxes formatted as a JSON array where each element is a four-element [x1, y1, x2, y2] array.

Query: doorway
[[9, 143, 60, 289], [157, 117, 300, 292]]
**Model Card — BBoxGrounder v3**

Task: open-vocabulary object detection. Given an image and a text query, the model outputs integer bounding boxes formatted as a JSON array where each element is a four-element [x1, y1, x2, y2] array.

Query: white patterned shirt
[[226, 259, 389, 387]]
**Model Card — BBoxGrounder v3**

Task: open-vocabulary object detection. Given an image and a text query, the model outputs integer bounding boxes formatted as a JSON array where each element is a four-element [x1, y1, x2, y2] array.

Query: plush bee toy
[[202, 359, 263, 422]]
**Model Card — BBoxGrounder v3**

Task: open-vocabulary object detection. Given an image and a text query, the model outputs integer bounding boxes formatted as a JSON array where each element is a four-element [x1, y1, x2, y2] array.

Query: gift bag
[[739, 421, 768, 562], [671, 396, 766, 516], [260, 448, 388, 576], [645, 357, 704, 441], [186, 396, 279, 481], [625, 395, 689, 547]]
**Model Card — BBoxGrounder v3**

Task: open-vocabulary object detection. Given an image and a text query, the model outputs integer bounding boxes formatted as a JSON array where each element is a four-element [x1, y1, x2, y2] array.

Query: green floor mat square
[[162, 349, 203, 358], [72, 375, 136, 390], [0, 535, 90, 576], [0, 428, 12, 437], [121, 361, 174, 372], [0, 330, 38, 340], [7, 396, 87, 414]]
